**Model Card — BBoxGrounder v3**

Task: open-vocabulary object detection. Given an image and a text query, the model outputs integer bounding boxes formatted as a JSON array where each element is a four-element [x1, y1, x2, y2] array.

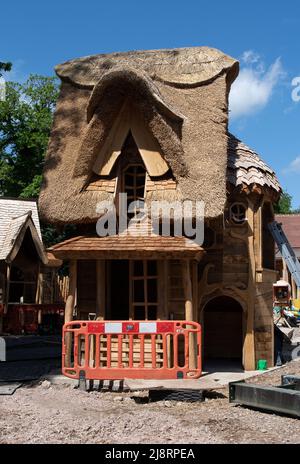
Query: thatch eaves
[[55, 46, 239, 89], [39, 47, 239, 224]]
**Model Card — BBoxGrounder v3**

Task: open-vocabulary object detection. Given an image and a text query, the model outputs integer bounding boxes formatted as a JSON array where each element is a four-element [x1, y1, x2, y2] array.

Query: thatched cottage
[[39, 47, 281, 371]]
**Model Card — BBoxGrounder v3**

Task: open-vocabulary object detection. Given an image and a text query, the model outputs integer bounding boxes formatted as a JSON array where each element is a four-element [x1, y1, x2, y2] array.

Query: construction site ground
[[1, 358, 300, 444]]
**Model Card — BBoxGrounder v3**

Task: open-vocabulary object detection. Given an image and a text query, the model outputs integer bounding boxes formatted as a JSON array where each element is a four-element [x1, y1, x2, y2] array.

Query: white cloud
[[241, 50, 261, 65], [229, 51, 284, 119], [283, 156, 300, 175]]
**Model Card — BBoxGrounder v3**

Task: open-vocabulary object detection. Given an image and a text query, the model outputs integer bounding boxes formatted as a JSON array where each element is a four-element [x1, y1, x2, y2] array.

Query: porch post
[[243, 202, 256, 371], [192, 261, 198, 321], [65, 260, 77, 367], [65, 260, 77, 324], [182, 259, 197, 369]]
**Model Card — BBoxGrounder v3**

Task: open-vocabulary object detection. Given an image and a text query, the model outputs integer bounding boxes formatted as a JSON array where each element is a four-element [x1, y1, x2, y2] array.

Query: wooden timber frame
[[197, 188, 277, 371], [63, 257, 199, 370], [58, 189, 278, 372], [64, 260, 77, 367]]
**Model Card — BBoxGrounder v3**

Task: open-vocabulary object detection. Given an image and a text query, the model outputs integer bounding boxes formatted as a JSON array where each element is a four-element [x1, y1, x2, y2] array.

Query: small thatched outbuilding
[[39, 47, 281, 371]]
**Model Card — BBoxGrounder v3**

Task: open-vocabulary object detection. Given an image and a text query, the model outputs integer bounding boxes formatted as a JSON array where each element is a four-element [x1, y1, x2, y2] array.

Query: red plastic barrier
[[62, 320, 202, 380], [3, 304, 65, 334]]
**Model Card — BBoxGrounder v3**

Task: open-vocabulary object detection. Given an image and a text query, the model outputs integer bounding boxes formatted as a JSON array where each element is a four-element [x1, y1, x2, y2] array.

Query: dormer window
[[112, 133, 147, 224], [123, 163, 146, 210]]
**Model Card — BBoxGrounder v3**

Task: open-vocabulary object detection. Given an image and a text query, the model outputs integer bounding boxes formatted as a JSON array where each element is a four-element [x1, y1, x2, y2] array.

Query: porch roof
[[48, 234, 204, 260]]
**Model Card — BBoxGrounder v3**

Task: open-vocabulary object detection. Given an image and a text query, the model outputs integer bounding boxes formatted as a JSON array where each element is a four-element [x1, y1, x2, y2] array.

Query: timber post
[[243, 202, 256, 371], [182, 259, 197, 369], [65, 260, 77, 367]]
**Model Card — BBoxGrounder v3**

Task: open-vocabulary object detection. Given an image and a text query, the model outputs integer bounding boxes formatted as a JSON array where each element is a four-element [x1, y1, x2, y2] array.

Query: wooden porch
[[49, 234, 204, 370]]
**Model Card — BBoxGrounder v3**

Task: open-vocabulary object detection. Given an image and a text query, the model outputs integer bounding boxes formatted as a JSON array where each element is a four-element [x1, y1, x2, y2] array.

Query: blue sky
[[2, 0, 300, 207]]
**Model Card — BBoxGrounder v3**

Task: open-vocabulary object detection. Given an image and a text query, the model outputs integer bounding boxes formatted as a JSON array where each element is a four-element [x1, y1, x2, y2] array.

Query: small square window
[[230, 203, 247, 225]]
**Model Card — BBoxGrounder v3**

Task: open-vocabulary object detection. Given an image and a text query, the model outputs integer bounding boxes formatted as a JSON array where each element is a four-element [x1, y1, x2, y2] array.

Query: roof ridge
[[10, 210, 32, 221], [276, 213, 300, 217]]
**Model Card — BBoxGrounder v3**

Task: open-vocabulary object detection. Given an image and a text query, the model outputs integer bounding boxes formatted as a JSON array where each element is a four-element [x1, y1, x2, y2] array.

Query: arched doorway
[[203, 296, 244, 367]]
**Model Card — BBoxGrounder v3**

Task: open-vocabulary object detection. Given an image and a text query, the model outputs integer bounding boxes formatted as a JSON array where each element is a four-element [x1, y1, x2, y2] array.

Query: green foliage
[[0, 62, 12, 77], [19, 174, 43, 198], [0, 74, 59, 198], [41, 224, 78, 249], [274, 191, 293, 214], [274, 190, 300, 214]]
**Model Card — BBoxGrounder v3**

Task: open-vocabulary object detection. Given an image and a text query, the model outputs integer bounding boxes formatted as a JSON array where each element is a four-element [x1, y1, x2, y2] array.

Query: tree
[[0, 73, 78, 246], [0, 74, 59, 198], [274, 190, 293, 214], [0, 62, 12, 77]]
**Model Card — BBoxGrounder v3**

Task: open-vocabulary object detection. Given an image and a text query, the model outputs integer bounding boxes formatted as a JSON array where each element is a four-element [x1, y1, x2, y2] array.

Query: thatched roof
[[0, 198, 47, 264], [39, 46, 281, 225], [55, 47, 239, 88], [227, 134, 281, 194], [39, 46, 240, 224]]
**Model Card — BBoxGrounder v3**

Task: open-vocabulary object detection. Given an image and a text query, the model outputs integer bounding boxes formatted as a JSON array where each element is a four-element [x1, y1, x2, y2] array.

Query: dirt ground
[[1, 360, 300, 444]]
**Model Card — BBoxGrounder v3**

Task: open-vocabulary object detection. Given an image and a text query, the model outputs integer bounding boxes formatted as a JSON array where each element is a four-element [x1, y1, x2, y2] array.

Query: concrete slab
[[42, 361, 290, 392], [124, 364, 282, 391]]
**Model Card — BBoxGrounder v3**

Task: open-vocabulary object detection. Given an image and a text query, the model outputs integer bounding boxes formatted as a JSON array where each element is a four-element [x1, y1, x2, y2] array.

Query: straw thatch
[[39, 46, 240, 224], [39, 46, 281, 224], [39, 47, 280, 224]]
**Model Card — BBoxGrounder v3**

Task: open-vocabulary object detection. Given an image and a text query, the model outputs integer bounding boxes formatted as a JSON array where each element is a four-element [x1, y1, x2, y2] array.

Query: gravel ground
[[1, 360, 300, 444]]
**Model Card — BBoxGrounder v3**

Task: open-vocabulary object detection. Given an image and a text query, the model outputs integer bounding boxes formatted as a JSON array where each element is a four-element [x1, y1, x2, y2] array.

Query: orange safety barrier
[[62, 320, 201, 380]]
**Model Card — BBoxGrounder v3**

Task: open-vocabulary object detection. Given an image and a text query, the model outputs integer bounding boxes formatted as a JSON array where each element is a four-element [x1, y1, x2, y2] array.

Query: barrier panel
[[62, 320, 201, 380]]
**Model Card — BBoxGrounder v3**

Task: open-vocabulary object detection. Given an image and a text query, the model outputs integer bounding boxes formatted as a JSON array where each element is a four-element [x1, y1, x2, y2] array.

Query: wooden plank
[[93, 100, 130, 176], [64, 260, 77, 368], [182, 259, 197, 369], [124, 378, 225, 391], [192, 261, 198, 321], [131, 112, 169, 176], [243, 202, 257, 371]]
